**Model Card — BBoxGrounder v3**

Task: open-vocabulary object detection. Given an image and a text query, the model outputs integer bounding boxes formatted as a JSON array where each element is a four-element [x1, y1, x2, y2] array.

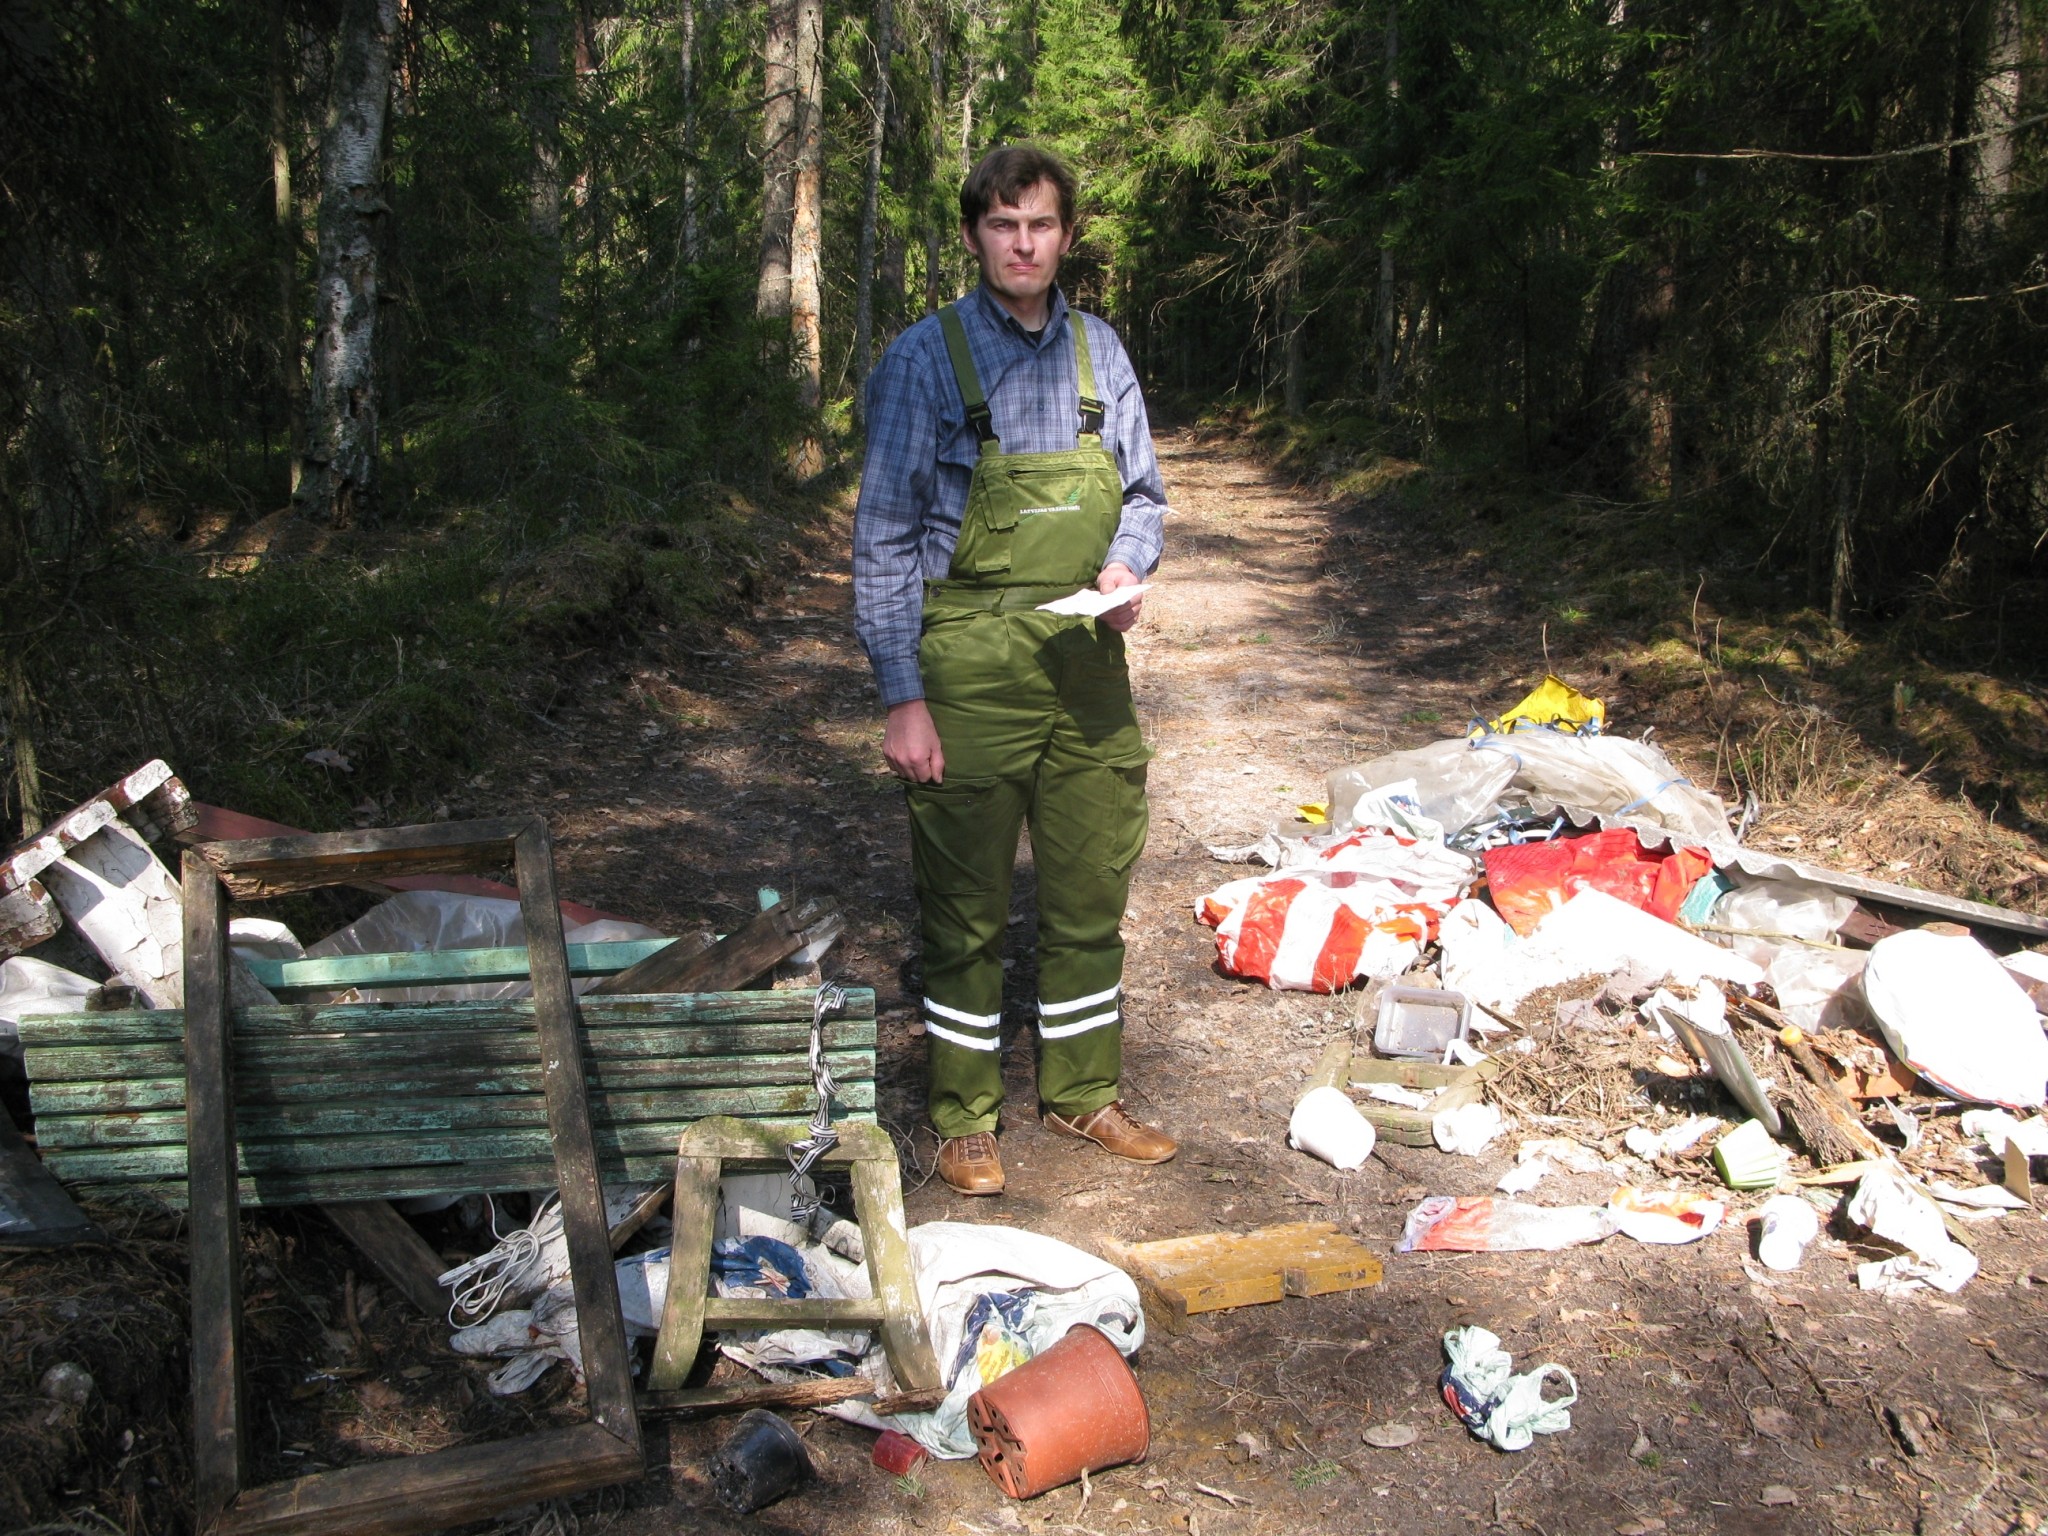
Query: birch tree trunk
[[789, 0, 824, 400], [852, 0, 895, 421], [296, 0, 399, 526], [527, 0, 566, 352], [756, 0, 797, 319], [787, 0, 825, 474]]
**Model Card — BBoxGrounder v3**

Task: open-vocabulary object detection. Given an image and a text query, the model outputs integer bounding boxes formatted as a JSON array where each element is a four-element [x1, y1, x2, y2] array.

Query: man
[[853, 144, 1176, 1196]]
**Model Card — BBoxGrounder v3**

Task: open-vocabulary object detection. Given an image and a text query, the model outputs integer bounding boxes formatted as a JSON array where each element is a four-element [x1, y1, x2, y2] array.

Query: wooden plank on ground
[[196, 819, 531, 900], [215, 1420, 642, 1536], [321, 1201, 452, 1319], [1102, 1221, 1384, 1333], [0, 1117, 105, 1249]]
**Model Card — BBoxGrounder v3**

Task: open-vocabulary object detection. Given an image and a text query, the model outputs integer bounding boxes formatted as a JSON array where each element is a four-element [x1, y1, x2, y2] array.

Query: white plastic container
[[1288, 1085, 1378, 1169], [1755, 1194, 1820, 1271]]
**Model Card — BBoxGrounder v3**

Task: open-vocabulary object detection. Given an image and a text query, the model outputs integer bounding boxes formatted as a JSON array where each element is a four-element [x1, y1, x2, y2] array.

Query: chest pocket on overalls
[[939, 306, 1121, 591]]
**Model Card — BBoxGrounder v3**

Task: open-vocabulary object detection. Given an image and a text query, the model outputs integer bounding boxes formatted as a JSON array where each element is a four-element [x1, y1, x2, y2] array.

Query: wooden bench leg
[[845, 1125, 941, 1394], [647, 1144, 721, 1391]]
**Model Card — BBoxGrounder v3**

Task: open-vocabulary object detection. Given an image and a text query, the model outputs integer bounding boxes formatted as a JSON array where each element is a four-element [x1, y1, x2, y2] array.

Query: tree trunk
[[1964, 0, 2023, 245], [924, 6, 946, 314], [295, 0, 399, 527], [678, 0, 700, 267], [789, 0, 824, 401], [756, 0, 797, 320], [852, 0, 895, 423], [527, 0, 566, 353], [787, 0, 825, 474], [1373, 2, 1399, 407], [270, 0, 305, 497]]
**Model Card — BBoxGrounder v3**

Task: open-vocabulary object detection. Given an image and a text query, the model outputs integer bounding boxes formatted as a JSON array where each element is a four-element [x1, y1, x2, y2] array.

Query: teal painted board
[[243, 939, 677, 997], [17, 989, 876, 1045], [33, 1051, 880, 1148], [42, 1082, 879, 1195], [27, 1045, 877, 1117]]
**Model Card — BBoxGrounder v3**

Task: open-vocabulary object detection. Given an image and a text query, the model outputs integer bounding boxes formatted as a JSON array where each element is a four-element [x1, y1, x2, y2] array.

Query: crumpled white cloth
[[1440, 1326, 1577, 1452]]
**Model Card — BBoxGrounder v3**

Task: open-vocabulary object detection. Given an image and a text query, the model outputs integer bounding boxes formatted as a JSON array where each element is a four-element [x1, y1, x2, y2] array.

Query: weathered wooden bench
[[19, 988, 876, 1207]]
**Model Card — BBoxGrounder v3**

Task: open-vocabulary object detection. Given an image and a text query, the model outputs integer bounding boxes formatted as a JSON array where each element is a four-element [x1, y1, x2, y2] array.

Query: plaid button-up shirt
[[852, 284, 1167, 708]]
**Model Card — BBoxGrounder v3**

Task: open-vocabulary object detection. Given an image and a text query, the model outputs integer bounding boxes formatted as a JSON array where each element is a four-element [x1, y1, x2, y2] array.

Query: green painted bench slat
[[22, 989, 879, 1207], [25, 1046, 876, 1115], [243, 940, 678, 997], [34, 1053, 880, 1148]]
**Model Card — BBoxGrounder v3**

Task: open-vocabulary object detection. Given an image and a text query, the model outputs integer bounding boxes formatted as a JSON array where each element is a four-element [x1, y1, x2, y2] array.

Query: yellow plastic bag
[[1481, 675, 1605, 737]]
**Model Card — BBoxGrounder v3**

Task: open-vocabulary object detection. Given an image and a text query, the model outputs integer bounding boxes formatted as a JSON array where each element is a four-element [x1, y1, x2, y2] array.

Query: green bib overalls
[[908, 304, 1153, 1138]]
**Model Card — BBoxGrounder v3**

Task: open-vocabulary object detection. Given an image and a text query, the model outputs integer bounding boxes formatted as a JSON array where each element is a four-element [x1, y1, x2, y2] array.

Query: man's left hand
[[1097, 562, 1145, 632]]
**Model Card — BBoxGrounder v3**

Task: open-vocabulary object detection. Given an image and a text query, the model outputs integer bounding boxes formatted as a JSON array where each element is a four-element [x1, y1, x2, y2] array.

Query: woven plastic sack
[[1197, 829, 1475, 992]]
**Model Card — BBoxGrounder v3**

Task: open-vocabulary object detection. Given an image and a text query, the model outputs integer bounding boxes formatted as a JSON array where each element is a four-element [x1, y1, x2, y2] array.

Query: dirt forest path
[[525, 430, 2047, 1536]]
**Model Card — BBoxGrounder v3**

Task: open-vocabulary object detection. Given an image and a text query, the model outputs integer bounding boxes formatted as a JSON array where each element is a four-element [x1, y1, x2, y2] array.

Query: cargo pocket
[[1097, 756, 1151, 880], [906, 775, 1008, 895]]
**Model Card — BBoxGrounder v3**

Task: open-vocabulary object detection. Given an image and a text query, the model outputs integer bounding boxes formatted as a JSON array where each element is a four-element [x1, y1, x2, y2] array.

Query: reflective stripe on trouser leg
[[1027, 623, 1150, 1120], [904, 740, 1032, 1139]]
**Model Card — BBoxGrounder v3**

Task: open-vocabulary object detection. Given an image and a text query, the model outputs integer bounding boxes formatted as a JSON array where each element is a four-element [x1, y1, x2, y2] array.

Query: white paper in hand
[[1035, 583, 1150, 617]]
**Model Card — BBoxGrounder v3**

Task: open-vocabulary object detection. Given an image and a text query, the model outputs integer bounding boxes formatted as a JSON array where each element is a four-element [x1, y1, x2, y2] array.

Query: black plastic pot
[[710, 1409, 815, 1513]]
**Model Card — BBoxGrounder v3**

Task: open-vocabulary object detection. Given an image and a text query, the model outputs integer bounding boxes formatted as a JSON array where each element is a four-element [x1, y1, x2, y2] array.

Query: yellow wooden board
[[1103, 1221, 1383, 1330]]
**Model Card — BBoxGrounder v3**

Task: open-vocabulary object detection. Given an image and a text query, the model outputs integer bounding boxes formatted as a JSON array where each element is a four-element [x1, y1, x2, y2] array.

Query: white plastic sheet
[[1861, 930, 2048, 1109], [0, 956, 97, 1061], [1440, 889, 1762, 1016]]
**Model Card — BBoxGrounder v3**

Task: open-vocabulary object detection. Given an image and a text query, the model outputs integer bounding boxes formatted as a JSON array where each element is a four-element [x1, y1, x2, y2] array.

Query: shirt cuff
[[1104, 533, 1160, 579], [876, 656, 925, 709]]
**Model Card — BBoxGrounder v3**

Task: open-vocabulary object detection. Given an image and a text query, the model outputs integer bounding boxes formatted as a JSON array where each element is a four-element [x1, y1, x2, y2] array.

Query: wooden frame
[[645, 1116, 941, 1405], [183, 819, 642, 1536]]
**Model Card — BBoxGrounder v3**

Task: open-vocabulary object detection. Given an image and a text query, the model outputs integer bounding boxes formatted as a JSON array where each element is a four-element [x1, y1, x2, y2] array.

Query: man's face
[[962, 179, 1073, 319]]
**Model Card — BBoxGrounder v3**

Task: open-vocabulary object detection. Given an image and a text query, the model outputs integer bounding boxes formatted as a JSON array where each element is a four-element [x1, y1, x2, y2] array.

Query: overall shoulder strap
[[939, 305, 998, 450], [1069, 312, 1105, 439]]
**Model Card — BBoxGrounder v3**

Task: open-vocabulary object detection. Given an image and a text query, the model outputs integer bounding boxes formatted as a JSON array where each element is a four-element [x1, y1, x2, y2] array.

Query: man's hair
[[959, 145, 1078, 231]]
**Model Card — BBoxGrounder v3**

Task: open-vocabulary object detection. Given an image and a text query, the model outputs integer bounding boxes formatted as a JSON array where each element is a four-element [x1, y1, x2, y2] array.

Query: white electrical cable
[[786, 981, 849, 1223], [437, 1193, 562, 1328]]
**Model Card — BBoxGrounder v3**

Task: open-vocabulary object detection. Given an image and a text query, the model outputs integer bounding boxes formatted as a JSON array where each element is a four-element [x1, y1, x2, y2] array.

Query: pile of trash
[[1206, 676, 2048, 1303]]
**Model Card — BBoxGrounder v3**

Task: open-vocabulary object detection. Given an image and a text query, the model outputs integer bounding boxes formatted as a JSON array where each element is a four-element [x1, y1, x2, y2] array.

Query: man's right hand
[[884, 699, 945, 783]]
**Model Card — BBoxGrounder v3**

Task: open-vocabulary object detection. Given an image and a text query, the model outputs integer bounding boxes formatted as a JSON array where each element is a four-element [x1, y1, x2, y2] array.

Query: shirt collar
[[970, 282, 1070, 347]]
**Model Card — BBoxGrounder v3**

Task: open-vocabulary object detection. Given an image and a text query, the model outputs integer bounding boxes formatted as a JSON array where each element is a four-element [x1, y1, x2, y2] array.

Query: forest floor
[[8, 426, 2048, 1536]]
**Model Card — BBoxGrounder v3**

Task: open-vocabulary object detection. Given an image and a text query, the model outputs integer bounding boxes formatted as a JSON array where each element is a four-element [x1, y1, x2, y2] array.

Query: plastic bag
[[305, 890, 664, 1003], [1399, 1196, 1616, 1252], [1482, 828, 1713, 936], [1196, 829, 1475, 992], [0, 956, 98, 1060], [1472, 730, 1732, 845], [1481, 675, 1606, 737], [1712, 878, 1855, 943], [1328, 739, 1519, 838], [1441, 1326, 1577, 1452]]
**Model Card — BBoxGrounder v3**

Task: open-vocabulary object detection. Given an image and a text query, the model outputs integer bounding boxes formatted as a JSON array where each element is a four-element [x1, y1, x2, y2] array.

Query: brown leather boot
[[1042, 1101, 1178, 1164], [936, 1131, 1005, 1195]]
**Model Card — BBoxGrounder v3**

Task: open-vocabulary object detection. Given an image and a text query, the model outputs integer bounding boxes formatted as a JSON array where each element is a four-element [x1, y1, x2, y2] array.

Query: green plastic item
[[1712, 1118, 1786, 1190]]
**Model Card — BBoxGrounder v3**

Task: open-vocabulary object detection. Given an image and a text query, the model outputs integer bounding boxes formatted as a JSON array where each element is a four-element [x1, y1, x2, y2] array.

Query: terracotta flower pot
[[967, 1323, 1150, 1499]]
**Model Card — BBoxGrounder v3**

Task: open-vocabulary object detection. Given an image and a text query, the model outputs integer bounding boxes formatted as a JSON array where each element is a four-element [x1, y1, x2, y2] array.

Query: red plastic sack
[[1482, 829, 1712, 937]]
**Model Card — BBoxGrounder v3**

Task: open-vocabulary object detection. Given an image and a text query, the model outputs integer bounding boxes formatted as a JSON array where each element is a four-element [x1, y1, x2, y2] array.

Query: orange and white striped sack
[[1196, 829, 1476, 993]]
